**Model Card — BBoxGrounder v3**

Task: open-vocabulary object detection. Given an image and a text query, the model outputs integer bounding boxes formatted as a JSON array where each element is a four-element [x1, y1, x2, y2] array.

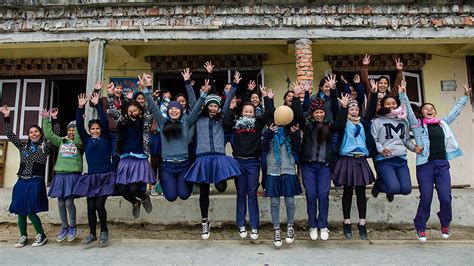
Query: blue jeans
[[374, 157, 412, 195], [301, 162, 331, 229], [414, 160, 452, 232], [235, 159, 260, 229], [160, 161, 193, 202]]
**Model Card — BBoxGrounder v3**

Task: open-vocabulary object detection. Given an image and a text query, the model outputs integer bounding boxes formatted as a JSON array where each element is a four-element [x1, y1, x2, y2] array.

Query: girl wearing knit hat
[[42, 108, 83, 243], [223, 86, 275, 240], [184, 71, 242, 240], [331, 79, 379, 241]]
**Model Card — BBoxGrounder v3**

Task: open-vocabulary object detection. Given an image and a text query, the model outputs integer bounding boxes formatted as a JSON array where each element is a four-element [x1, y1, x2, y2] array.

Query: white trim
[[257, 68, 265, 88], [0, 79, 21, 140], [403, 71, 423, 106], [227, 69, 231, 83], [19, 79, 45, 139]]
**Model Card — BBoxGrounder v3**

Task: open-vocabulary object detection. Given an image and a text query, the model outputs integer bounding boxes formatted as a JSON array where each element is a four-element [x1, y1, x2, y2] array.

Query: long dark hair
[[162, 120, 183, 140], [117, 101, 144, 153], [377, 95, 401, 116]]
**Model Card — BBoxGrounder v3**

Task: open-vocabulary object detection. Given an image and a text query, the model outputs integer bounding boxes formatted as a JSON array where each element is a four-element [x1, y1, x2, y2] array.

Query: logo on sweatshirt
[[383, 123, 405, 140]]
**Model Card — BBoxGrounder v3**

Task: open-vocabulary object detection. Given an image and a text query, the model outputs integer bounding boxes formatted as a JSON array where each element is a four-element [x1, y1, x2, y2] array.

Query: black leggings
[[117, 182, 146, 205], [199, 181, 227, 219], [87, 196, 108, 236], [342, 185, 367, 220]]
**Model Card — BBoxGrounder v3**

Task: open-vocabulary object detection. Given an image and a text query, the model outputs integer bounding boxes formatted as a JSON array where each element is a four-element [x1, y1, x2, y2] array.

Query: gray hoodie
[[370, 115, 415, 161]]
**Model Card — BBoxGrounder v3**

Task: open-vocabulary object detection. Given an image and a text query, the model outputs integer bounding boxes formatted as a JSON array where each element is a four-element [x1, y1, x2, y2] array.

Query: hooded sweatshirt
[[371, 115, 415, 161]]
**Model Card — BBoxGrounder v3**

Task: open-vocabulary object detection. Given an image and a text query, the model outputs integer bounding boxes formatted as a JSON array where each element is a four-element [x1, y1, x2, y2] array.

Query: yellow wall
[[1, 41, 473, 187]]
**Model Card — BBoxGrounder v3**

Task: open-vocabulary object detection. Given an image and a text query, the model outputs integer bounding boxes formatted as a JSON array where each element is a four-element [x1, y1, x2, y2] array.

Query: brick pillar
[[295, 39, 313, 93]]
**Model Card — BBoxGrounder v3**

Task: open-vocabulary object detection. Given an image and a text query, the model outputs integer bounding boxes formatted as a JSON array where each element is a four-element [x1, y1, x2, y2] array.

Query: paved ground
[[1, 239, 473, 265]]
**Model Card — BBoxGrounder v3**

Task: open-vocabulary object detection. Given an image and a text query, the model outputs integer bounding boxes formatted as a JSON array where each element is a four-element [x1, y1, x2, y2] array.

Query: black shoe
[[358, 224, 368, 240], [343, 223, 352, 240], [386, 194, 394, 202], [371, 185, 379, 198]]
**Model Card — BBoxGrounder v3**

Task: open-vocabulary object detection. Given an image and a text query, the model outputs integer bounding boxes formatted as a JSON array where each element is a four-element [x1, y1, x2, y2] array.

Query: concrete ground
[[1, 239, 473, 265]]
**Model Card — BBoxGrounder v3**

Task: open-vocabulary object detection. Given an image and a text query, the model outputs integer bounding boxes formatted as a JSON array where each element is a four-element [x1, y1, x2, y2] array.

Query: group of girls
[[3, 57, 471, 248]]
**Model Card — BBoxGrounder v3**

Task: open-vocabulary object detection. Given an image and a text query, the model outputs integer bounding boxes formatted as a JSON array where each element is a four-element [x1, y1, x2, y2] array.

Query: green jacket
[[42, 118, 83, 173]]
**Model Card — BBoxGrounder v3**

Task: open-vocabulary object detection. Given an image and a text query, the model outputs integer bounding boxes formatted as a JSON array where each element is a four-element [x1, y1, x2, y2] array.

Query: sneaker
[[285, 227, 295, 244], [239, 226, 247, 239], [343, 223, 352, 240], [56, 228, 68, 242], [98, 231, 109, 247], [335, 186, 343, 194], [358, 224, 368, 240], [309, 228, 318, 240], [386, 194, 394, 202], [14, 236, 27, 248], [132, 200, 141, 219], [142, 195, 153, 214], [416, 231, 427, 242], [320, 228, 330, 241], [31, 233, 47, 247], [68, 227, 78, 242], [82, 234, 97, 245], [250, 229, 259, 240], [201, 221, 211, 240], [273, 229, 282, 247], [371, 185, 379, 198], [441, 227, 450, 240]]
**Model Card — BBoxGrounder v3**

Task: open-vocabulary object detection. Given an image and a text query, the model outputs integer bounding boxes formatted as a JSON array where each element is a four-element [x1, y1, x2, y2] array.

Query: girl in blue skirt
[[184, 71, 242, 240], [74, 92, 116, 246], [1, 106, 52, 248], [42, 108, 83, 243]]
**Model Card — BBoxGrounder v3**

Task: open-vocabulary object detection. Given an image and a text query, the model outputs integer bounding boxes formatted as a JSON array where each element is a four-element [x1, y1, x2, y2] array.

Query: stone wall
[[0, 3, 472, 33]]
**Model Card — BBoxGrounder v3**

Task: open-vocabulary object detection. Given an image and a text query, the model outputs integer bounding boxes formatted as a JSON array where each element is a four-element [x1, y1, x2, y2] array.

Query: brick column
[[295, 39, 313, 93]]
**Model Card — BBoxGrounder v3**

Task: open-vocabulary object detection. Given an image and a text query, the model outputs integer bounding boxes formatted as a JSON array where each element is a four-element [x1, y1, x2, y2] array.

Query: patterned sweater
[[4, 117, 53, 177]]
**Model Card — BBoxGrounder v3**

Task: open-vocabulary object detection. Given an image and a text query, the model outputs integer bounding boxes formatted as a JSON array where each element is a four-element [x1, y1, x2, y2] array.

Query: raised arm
[[1, 105, 22, 149], [144, 87, 165, 127], [187, 87, 208, 127], [76, 94, 89, 142], [363, 79, 378, 123], [361, 54, 372, 99], [204, 61, 218, 95], [42, 117, 63, 148], [398, 81, 420, 127], [258, 94, 275, 125], [333, 94, 351, 132], [221, 71, 240, 115], [442, 84, 471, 125], [182, 68, 197, 109], [390, 58, 404, 97]]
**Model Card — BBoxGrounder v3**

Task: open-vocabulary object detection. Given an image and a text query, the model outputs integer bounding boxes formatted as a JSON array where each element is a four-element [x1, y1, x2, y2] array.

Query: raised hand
[[94, 81, 103, 91], [325, 74, 337, 89], [201, 79, 211, 95], [107, 82, 115, 95], [266, 88, 275, 99], [303, 81, 311, 92], [89, 92, 99, 106], [395, 58, 404, 71], [229, 97, 238, 109], [268, 123, 278, 132], [39, 109, 50, 118], [233, 71, 242, 84], [259, 85, 267, 97], [338, 93, 351, 108], [370, 79, 378, 93], [78, 93, 88, 108], [414, 145, 424, 154], [153, 89, 160, 98], [362, 54, 370, 66], [181, 68, 192, 81], [290, 124, 300, 133], [142, 73, 153, 87], [125, 90, 133, 100], [463, 84, 472, 97], [137, 75, 144, 89], [204, 61, 214, 73], [353, 74, 361, 84], [340, 75, 348, 84], [50, 108, 59, 119], [247, 80, 256, 91], [398, 80, 407, 93], [293, 82, 303, 96], [0, 105, 10, 117]]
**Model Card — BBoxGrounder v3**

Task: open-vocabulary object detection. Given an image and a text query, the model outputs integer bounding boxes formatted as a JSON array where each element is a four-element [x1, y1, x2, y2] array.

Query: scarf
[[386, 105, 407, 120], [273, 127, 292, 164], [423, 117, 441, 125], [234, 116, 256, 130], [347, 115, 362, 138]]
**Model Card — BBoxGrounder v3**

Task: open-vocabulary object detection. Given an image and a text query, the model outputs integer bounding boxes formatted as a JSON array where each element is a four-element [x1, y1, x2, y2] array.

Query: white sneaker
[[14, 236, 27, 248], [273, 229, 282, 247], [285, 227, 295, 244], [250, 229, 258, 240], [309, 228, 318, 240], [239, 226, 247, 238], [416, 231, 427, 242], [201, 221, 211, 240], [320, 228, 329, 241], [441, 227, 450, 240], [31, 233, 47, 247]]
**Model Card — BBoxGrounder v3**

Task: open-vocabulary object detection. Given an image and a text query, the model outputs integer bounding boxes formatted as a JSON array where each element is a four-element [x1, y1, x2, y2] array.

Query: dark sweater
[[118, 120, 144, 155], [76, 104, 113, 174], [223, 97, 275, 158]]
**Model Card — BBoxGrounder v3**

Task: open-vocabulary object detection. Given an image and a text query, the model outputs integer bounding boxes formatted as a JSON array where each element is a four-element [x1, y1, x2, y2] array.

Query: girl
[[1, 106, 52, 248], [42, 108, 83, 242], [332, 80, 378, 241], [142, 73, 207, 202], [223, 86, 275, 240], [370, 93, 422, 202], [261, 107, 302, 247], [399, 81, 471, 241], [295, 96, 335, 241], [184, 71, 242, 240], [74, 92, 116, 246], [310, 74, 339, 122]]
